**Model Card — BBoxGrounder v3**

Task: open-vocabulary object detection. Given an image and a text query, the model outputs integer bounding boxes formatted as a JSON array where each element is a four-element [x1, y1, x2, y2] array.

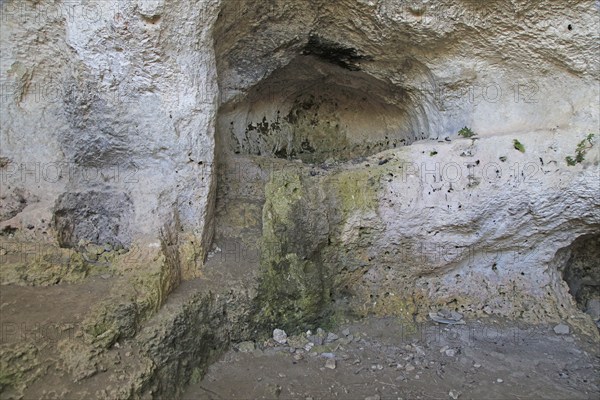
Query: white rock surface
[[324, 358, 336, 370], [554, 323, 571, 335], [1, 0, 598, 333], [1, 0, 221, 258], [273, 328, 288, 344]]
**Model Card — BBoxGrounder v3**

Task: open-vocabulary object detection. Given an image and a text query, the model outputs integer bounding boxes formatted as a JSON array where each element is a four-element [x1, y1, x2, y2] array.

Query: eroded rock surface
[[1, 0, 599, 399], [1, 0, 220, 258]]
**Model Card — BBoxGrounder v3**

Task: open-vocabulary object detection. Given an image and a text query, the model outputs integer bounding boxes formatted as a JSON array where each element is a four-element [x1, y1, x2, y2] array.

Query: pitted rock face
[[219, 55, 425, 163], [53, 191, 133, 248], [0, 0, 597, 334], [0, 187, 29, 222], [0, 0, 220, 251], [215, 0, 598, 167], [0, 1, 599, 399]]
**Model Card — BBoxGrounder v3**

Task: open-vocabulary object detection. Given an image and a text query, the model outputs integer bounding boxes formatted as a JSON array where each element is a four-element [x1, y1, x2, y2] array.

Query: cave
[[1, 0, 599, 399], [217, 46, 431, 164], [558, 234, 600, 328]]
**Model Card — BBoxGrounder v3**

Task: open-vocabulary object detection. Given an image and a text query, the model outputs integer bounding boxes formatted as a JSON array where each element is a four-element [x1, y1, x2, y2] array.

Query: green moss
[[82, 247, 183, 348], [458, 127, 476, 138], [0, 344, 41, 396], [253, 158, 402, 334], [253, 169, 331, 333], [263, 169, 304, 221], [0, 246, 90, 286], [178, 235, 205, 280], [372, 294, 420, 318], [255, 253, 327, 329], [189, 367, 204, 384], [0, 369, 11, 391], [566, 133, 595, 166], [330, 168, 380, 214], [513, 139, 525, 153]]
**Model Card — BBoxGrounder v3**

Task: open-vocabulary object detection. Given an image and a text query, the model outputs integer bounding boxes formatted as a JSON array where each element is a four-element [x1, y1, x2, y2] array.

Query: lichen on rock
[[253, 167, 332, 332]]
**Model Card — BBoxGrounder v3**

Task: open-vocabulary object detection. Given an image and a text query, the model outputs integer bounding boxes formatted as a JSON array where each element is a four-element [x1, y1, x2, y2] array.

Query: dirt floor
[[1, 246, 599, 400], [184, 317, 600, 400], [0, 277, 114, 345], [0, 276, 118, 400]]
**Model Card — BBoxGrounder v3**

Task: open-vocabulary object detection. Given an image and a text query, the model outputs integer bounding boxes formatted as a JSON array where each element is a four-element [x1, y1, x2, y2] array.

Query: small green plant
[[566, 134, 595, 166], [458, 127, 476, 138], [429, 150, 438, 156], [513, 139, 525, 153]]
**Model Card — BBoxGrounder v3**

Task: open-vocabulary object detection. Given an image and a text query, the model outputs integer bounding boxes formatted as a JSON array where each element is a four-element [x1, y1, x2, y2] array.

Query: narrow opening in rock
[[558, 234, 600, 327]]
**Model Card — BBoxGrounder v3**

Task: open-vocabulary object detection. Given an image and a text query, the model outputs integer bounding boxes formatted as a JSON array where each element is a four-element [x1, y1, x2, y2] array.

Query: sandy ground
[[1, 275, 598, 400], [0, 277, 114, 346], [184, 317, 600, 400]]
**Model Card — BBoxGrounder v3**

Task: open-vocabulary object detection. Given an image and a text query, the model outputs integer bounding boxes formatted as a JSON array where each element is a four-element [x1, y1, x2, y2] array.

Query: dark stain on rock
[[53, 191, 133, 248], [0, 226, 18, 236], [301, 35, 372, 71]]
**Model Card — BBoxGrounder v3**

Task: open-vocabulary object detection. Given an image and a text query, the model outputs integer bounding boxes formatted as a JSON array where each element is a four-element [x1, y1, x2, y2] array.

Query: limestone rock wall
[[213, 0, 599, 333], [216, 0, 599, 163], [251, 131, 599, 334], [1, 0, 599, 333], [1, 0, 221, 261], [1, 1, 599, 398]]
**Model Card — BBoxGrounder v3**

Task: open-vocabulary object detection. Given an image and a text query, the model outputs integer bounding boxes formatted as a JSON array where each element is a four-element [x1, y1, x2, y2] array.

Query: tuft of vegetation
[[458, 127, 476, 138], [566, 134, 595, 166], [513, 139, 525, 153], [429, 150, 438, 156]]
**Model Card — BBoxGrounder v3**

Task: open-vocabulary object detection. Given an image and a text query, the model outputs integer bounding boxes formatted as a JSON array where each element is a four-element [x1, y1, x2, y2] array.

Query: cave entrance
[[217, 49, 429, 164], [557, 234, 600, 328]]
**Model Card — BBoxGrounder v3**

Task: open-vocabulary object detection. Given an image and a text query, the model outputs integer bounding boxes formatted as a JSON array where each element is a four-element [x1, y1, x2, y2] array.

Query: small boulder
[[287, 335, 309, 349], [309, 335, 324, 346], [273, 329, 288, 344], [553, 323, 570, 335], [585, 298, 600, 320], [87, 244, 105, 256], [325, 332, 339, 343], [445, 349, 456, 357], [325, 358, 336, 369], [236, 341, 255, 353]]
